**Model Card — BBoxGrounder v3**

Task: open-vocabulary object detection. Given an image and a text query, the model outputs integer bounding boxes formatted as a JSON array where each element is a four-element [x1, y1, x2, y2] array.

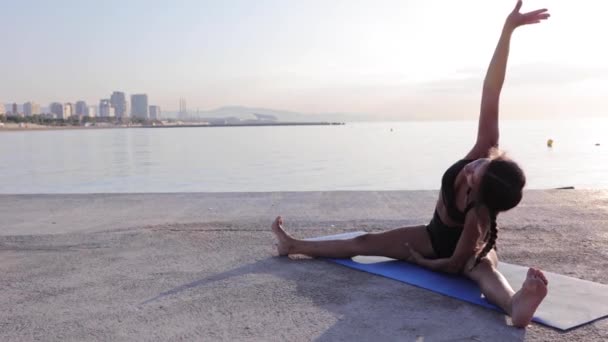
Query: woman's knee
[[476, 257, 496, 271], [352, 233, 380, 255], [463, 255, 497, 278], [353, 233, 372, 247]]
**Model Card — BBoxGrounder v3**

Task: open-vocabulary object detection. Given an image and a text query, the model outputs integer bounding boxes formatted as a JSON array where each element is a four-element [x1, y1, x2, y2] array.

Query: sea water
[[1, 119, 607, 194]]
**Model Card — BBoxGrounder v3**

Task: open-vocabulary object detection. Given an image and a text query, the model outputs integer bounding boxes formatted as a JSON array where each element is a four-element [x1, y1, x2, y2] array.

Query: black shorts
[[425, 210, 464, 258]]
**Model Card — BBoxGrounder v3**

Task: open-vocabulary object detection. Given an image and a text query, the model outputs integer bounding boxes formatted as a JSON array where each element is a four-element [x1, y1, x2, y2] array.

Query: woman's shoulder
[[464, 144, 500, 160]]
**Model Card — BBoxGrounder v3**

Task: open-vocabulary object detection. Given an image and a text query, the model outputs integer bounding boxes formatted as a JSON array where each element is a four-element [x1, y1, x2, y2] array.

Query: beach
[[1, 190, 607, 341]]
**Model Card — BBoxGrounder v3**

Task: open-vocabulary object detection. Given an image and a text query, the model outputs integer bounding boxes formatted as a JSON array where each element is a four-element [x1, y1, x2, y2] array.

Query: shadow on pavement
[[140, 256, 525, 341]]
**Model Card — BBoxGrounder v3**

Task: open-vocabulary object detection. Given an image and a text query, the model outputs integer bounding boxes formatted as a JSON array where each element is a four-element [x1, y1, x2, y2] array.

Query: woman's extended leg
[[463, 250, 548, 328], [271, 216, 436, 260]]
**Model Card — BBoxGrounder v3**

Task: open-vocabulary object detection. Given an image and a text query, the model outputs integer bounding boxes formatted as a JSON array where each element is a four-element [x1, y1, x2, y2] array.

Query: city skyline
[[3, 90, 161, 120], [1, 0, 608, 120]]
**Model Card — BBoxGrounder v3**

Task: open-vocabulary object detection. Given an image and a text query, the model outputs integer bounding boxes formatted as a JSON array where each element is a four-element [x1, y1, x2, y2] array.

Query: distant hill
[[168, 106, 372, 122]]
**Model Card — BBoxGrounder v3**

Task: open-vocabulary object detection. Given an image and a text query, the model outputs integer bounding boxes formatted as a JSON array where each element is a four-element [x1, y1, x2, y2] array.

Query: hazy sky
[[1, 0, 607, 119]]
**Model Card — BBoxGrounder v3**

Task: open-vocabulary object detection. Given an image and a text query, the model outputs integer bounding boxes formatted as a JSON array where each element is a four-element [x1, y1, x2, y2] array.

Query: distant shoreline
[[138, 122, 345, 128], [0, 121, 345, 132]]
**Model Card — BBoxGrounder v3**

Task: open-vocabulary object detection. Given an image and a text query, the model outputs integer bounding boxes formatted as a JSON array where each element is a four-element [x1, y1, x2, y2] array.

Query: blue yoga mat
[[309, 232, 608, 331]]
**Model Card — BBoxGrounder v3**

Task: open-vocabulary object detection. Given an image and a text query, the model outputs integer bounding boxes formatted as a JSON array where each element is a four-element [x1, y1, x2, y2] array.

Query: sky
[[1, 0, 607, 120]]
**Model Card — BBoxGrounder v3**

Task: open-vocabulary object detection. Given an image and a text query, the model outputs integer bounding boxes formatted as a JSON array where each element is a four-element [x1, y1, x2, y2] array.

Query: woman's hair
[[473, 153, 526, 267]]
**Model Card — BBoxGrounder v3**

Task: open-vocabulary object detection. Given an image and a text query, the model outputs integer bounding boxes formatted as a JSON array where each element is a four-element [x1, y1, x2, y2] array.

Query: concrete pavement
[[1, 190, 607, 341]]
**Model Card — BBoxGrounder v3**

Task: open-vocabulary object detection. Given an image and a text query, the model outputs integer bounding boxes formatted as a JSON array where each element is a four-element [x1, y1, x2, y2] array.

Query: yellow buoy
[[547, 139, 553, 148]]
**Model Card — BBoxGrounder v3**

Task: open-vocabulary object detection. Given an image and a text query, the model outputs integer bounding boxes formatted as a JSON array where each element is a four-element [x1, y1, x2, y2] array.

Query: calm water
[[1, 119, 607, 194]]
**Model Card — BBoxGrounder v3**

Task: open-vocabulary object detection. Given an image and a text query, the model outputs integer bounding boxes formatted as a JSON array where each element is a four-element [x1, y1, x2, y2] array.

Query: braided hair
[[473, 157, 526, 267], [474, 210, 498, 267]]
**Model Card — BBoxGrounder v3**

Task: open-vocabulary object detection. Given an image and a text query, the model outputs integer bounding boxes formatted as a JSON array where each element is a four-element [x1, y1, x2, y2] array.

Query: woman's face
[[464, 158, 491, 188]]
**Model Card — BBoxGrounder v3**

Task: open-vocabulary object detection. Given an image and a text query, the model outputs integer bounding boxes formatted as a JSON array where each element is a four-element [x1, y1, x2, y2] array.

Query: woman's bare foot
[[271, 216, 293, 256], [510, 268, 549, 328]]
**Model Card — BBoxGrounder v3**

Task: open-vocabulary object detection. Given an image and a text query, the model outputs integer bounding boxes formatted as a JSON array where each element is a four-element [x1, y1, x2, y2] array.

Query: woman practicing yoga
[[272, 0, 550, 328]]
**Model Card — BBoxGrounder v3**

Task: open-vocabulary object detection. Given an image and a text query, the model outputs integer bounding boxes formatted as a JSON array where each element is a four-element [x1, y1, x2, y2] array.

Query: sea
[[1, 119, 607, 194]]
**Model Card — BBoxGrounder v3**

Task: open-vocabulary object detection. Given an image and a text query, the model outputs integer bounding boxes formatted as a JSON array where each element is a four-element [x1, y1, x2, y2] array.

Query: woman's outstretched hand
[[505, 0, 550, 31], [405, 243, 423, 264]]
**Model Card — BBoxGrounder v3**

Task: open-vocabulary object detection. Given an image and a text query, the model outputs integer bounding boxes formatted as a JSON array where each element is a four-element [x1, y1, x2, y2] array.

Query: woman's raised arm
[[466, 0, 549, 159]]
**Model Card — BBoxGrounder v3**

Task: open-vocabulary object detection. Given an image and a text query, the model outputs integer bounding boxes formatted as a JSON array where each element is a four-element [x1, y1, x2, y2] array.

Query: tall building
[[131, 94, 149, 119], [99, 99, 114, 117], [23, 102, 40, 116], [64, 103, 74, 118], [87, 105, 97, 118], [149, 105, 161, 120], [50, 102, 64, 119], [0, 103, 5, 115], [75, 101, 88, 117], [178, 98, 187, 119], [12, 103, 19, 115], [110, 91, 128, 118]]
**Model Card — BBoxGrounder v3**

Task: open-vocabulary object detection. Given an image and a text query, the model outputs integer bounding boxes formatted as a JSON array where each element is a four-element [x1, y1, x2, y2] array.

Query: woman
[[272, 0, 549, 328]]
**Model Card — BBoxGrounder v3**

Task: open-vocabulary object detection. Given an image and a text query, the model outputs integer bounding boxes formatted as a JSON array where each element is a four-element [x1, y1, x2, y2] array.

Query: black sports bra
[[440, 159, 476, 224]]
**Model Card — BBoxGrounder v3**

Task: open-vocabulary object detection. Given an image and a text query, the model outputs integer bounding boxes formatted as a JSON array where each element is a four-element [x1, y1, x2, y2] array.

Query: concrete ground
[[1, 190, 607, 341]]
